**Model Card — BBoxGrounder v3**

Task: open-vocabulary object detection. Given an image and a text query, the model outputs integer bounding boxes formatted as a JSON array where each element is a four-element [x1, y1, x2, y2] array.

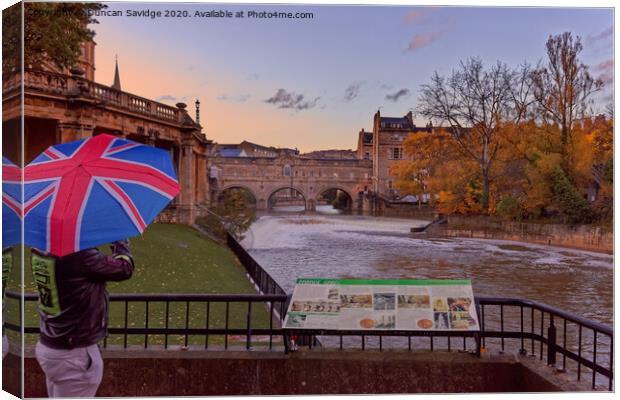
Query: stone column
[[176, 137, 195, 224], [57, 122, 93, 143], [195, 152, 208, 205]]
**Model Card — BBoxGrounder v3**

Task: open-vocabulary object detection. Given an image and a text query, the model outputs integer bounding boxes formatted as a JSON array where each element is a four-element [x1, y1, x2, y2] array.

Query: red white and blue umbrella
[[2, 156, 22, 247], [24, 134, 180, 257]]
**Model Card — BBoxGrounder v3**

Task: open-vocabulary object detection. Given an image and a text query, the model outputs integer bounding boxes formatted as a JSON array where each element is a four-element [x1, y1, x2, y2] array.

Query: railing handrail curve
[[8, 290, 612, 336], [476, 296, 613, 336]]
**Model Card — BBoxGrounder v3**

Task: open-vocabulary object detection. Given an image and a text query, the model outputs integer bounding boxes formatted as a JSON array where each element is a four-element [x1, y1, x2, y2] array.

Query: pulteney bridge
[[207, 155, 373, 211]]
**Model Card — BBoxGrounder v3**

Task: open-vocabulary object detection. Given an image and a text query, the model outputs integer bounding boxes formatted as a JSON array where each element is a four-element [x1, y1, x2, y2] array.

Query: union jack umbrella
[[24, 134, 180, 257], [2, 156, 22, 247]]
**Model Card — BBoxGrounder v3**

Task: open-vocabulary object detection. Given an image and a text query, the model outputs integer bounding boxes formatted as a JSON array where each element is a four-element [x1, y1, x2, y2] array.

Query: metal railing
[[284, 296, 613, 391], [3, 292, 613, 390], [477, 297, 613, 391], [5, 291, 288, 351], [226, 232, 287, 297]]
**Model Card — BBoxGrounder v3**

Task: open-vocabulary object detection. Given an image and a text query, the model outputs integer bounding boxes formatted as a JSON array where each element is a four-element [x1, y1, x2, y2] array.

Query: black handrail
[[477, 297, 612, 336], [226, 232, 287, 297], [476, 297, 613, 391], [9, 292, 286, 302], [6, 290, 288, 351]]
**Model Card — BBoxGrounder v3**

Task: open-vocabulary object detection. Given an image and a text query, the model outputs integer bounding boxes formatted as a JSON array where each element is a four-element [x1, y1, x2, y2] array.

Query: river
[[242, 211, 613, 325], [241, 210, 613, 387]]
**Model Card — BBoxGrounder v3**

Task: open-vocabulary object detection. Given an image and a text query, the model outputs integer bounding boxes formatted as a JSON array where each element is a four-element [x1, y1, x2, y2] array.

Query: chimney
[[406, 111, 414, 127]]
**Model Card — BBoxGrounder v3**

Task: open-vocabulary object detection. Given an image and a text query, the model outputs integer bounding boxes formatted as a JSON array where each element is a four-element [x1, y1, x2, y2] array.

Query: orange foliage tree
[[396, 32, 611, 223]]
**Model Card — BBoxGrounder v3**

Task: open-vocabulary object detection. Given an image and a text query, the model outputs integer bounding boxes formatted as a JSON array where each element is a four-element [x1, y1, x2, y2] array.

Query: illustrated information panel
[[283, 278, 480, 331]]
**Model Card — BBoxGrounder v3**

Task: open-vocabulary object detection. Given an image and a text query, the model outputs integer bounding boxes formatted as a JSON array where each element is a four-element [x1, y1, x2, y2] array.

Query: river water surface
[[242, 212, 613, 325], [242, 211, 613, 386]]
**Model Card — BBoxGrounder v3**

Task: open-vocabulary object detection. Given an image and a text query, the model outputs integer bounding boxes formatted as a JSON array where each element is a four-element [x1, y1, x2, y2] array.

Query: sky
[[91, 3, 614, 152]]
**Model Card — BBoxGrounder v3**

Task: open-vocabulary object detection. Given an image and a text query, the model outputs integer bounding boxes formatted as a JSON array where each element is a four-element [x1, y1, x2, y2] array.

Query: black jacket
[[32, 242, 134, 349]]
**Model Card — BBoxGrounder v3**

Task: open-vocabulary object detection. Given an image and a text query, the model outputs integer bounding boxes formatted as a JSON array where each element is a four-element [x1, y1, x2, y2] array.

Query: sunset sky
[[92, 3, 614, 152]]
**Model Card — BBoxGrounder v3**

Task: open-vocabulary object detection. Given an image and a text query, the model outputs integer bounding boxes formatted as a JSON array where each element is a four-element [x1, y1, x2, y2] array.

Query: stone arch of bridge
[[266, 186, 308, 210], [315, 185, 356, 211], [218, 185, 259, 207]]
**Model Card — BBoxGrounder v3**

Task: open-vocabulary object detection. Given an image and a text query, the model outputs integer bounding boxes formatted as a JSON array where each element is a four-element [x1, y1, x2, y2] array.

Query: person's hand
[[110, 239, 129, 251]]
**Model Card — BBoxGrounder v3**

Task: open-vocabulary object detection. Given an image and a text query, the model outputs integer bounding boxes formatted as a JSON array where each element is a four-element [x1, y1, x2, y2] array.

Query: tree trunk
[[482, 170, 490, 214]]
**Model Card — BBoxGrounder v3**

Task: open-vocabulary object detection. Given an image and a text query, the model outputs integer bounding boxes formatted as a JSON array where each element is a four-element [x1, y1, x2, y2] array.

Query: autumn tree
[[196, 190, 256, 241], [416, 58, 527, 213], [530, 32, 603, 169], [391, 129, 480, 214], [3, 2, 105, 76], [495, 121, 563, 219], [571, 116, 613, 222]]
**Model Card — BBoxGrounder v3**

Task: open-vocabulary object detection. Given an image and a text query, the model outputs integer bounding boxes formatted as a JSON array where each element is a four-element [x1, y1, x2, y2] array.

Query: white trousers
[[35, 341, 103, 398]]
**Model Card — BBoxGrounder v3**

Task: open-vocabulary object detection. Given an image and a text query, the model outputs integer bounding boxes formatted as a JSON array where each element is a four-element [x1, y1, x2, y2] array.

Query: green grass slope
[[4, 224, 276, 348]]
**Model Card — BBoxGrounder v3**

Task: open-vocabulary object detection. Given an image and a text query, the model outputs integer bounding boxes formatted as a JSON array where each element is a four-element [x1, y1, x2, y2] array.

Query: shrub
[[551, 167, 595, 224], [496, 196, 519, 219], [196, 190, 256, 241]]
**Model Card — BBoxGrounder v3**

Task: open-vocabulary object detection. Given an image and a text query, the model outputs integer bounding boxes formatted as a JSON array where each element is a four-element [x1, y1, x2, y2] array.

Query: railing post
[[547, 314, 557, 366]]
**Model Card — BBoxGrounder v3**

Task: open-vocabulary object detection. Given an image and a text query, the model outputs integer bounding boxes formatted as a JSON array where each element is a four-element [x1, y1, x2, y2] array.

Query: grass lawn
[[4, 224, 277, 348]]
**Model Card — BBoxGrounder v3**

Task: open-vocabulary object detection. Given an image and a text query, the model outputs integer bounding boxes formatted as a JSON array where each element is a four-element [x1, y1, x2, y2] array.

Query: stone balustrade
[[8, 69, 182, 125]]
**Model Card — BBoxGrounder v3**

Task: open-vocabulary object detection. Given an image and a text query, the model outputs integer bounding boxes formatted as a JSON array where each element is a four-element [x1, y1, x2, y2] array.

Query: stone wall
[[3, 350, 581, 397], [432, 215, 612, 253], [375, 202, 437, 220]]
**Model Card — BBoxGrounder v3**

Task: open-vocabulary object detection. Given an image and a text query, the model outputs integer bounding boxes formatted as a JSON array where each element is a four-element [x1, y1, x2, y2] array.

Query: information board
[[283, 278, 480, 331]]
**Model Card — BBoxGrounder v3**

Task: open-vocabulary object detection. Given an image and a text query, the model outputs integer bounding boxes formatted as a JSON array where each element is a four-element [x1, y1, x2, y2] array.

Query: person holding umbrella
[[3, 156, 21, 359], [32, 241, 134, 397], [23, 134, 180, 397], [2, 247, 12, 359]]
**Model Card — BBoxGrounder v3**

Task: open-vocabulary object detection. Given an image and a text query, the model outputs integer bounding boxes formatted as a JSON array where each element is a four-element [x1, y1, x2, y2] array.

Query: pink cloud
[[594, 59, 614, 85], [405, 31, 444, 52], [595, 59, 614, 72], [587, 26, 613, 44], [404, 8, 436, 24], [599, 72, 613, 86]]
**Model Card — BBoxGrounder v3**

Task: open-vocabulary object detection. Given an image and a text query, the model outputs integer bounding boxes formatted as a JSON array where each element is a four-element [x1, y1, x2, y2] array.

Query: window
[[391, 147, 403, 160], [364, 152, 370, 160], [283, 164, 292, 177]]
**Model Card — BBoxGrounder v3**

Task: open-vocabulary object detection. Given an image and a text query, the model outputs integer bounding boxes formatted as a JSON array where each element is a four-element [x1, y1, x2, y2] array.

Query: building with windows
[[356, 110, 433, 198]]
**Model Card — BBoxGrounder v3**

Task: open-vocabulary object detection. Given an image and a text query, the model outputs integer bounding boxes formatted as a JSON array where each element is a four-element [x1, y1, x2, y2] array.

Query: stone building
[[356, 129, 373, 161], [2, 40, 210, 224], [358, 110, 433, 199]]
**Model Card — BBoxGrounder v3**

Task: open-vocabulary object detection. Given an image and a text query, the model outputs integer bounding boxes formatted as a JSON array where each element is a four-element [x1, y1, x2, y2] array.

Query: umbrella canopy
[[24, 134, 180, 256], [2, 156, 22, 247]]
